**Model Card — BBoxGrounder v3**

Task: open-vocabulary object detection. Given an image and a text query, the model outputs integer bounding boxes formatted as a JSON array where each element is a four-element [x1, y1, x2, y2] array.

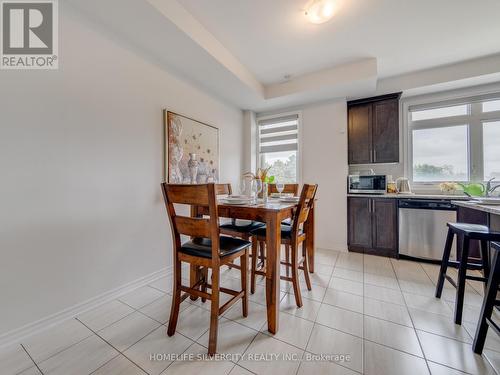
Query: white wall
[[0, 5, 243, 336], [255, 99, 348, 251]]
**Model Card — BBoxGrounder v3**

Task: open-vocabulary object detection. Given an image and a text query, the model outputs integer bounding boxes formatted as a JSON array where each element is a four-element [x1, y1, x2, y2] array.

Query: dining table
[[190, 198, 315, 334]]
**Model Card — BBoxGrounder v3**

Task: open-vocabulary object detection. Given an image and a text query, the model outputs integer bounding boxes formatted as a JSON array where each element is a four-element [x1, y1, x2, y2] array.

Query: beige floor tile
[[364, 264, 396, 278], [328, 277, 363, 296], [161, 342, 234, 375], [280, 293, 322, 321], [332, 267, 364, 283], [364, 297, 413, 327], [149, 276, 173, 294], [249, 284, 285, 305], [38, 335, 118, 375], [224, 300, 268, 330], [299, 271, 331, 288], [403, 292, 453, 315], [364, 340, 429, 375], [119, 286, 165, 309], [364, 316, 422, 356], [140, 294, 190, 324], [123, 326, 193, 375], [314, 263, 335, 276], [22, 318, 93, 363], [261, 313, 314, 349], [18, 367, 42, 375], [199, 318, 257, 354], [323, 289, 363, 313], [0, 343, 34, 375], [78, 300, 135, 331], [364, 273, 400, 290], [427, 361, 470, 375], [306, 325, 363, 373], [175, 304, 212, 341], [99, 311, 160, 351], [398, 279, 436, 295], [228, 365, 254, 375], [445, 302, 483, 324], [365, 284, 405, 305], [238, 333, 303, 375], [409, 308, 472, 343], [316, 303, 363, 337], [463, 321, 500, 353], [288, 282, 327, 302], [417, 330, 496, 375], [297, 359, 359, 375], [92, 354, 147, 375], [484, 349, 500, 373]]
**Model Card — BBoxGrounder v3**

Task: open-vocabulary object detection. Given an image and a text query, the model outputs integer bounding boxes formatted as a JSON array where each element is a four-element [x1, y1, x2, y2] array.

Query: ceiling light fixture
[[304, 0, 336, 24]]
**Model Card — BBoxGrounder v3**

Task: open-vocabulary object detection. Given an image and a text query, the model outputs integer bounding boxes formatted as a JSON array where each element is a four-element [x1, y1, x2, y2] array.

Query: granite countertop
[[451, 200, 500, 215], [347, 193, 471, 200]]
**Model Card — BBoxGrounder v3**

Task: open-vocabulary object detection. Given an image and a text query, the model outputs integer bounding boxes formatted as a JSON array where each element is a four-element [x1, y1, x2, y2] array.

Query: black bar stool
[[473, 241, 500, 354], [435, 222, 500, 325]]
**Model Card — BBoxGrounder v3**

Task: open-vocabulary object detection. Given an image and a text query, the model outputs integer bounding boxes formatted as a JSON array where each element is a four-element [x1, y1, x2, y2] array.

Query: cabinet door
[[371, 198, 398, 256], [373, 99, 399, 163], [348, 197, 372, 250], [348, 104, 372, 164]]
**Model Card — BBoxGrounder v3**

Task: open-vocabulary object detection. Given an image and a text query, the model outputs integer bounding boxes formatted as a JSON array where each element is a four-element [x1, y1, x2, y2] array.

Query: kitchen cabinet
[[348, 92, 401, 165], [348, 197, 398, 257]]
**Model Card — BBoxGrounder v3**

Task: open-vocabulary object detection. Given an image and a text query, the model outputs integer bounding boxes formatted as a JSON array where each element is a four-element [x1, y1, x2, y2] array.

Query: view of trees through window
[[261, 151, 297, 183]]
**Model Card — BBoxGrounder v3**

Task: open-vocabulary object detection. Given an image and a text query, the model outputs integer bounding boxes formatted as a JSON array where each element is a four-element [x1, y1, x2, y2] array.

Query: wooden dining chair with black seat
[[267, 183, 299, 275], [250, 184, 318, 306], [161, 183, 250, 355]]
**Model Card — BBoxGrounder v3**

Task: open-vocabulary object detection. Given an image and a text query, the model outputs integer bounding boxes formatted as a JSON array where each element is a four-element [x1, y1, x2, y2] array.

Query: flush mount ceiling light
[[304, 0, 336, 24]]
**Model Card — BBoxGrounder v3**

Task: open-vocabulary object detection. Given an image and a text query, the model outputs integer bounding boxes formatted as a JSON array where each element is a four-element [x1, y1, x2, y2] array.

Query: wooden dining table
[[191, 199, 315, 334]]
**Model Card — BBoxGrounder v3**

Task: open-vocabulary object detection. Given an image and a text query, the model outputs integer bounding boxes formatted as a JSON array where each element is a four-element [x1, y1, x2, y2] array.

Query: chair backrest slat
[[215, 183, 232, 196], [161, 183, 221, 262], [292, 184, 318, 235], [268, 183, 299, 196]]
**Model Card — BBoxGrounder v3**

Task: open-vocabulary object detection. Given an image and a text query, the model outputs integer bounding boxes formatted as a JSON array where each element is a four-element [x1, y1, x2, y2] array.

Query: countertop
[[347, 193, 471, 200], [451, 200, 500, 215]]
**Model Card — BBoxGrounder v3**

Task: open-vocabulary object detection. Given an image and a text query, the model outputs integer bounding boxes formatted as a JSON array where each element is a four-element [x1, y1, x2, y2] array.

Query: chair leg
[[291, 244, 303, 308], [251, 238, 258, 294], [435, 228, 454, 298], [302, 242, 312, 291], [189, 264, 199, 301], [208, 268, 220, 355], [201, 267, 208, 303], [285, 245, 290, 277], [480, 240, 490, 294], [259, 241, 265, 265], [455, 236, 470, 325], [473, 250, 500, 354], [241, 249, 249, 317], [167, 259, 182, 336]]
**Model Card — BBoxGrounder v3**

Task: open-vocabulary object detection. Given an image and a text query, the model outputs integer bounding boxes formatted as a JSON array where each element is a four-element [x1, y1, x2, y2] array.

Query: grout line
[[390, 259, 432, 374], [20, 343, 44, 375]]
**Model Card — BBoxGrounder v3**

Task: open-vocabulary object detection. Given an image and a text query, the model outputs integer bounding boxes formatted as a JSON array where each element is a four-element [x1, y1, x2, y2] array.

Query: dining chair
[[216, 183, 266, 271], [161, 183, 250, 355], [250, 184, 318, 307]]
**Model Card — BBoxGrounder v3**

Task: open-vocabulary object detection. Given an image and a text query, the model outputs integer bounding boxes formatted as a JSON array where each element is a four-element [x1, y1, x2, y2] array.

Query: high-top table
[[191, 199, 315, 334]]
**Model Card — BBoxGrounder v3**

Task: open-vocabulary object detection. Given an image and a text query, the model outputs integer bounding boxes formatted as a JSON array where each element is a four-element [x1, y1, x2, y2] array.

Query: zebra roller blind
[[258, 114, 299, 154]]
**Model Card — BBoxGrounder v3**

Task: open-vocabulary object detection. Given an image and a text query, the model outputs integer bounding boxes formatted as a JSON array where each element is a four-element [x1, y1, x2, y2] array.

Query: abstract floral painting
[[165, 111, 219, 184]]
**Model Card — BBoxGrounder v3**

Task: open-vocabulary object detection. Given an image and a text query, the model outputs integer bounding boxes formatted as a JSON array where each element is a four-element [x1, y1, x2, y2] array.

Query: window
[[408, 94, 500, 183], [257, 113, 299, 183]]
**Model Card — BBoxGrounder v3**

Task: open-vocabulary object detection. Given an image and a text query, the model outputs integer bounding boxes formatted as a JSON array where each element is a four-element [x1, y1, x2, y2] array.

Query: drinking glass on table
[[251, 179, 263, 203], [238, 178, 247, 196], [276, 183, 285, 196]]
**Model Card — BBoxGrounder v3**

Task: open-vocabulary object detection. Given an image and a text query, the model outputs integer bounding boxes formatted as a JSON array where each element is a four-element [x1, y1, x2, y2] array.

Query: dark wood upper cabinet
[[348, 92, 401, 165], [348, 104, 372, 164], [348, 197, 398, 258]]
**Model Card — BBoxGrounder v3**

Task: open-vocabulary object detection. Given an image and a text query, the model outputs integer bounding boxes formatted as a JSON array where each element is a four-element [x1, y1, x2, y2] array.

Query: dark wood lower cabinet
[[457, 206, 488, 261], [348, 197, 398, 258]]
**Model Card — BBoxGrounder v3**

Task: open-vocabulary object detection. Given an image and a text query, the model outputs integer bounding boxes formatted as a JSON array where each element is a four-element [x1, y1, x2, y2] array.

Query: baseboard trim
[[0, 266, 172, 348]]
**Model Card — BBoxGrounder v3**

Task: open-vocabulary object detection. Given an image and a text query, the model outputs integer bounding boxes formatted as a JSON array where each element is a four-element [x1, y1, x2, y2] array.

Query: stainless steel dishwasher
[[398, 199, 457, 261]]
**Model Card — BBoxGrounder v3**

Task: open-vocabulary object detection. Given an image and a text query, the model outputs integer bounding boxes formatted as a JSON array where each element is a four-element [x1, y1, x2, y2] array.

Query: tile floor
[[1, 249, 499, 375]]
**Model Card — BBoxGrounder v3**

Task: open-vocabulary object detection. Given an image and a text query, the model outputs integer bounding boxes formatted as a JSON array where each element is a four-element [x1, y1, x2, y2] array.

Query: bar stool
[[435, 222, 500, 325], [473, 242, 500, 354]]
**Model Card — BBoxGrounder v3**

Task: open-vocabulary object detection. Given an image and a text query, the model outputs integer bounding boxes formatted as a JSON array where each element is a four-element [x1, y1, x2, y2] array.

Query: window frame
[[256, 111, 302, 184], [403, 87, 500, 188]]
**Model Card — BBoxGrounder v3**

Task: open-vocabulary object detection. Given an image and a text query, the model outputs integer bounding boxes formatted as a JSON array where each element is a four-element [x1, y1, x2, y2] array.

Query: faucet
[[485, 178, 500, 197]]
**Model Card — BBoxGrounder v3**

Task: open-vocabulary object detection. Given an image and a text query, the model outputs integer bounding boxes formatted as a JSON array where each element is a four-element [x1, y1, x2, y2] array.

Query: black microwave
[[348, 175, 387, 194]]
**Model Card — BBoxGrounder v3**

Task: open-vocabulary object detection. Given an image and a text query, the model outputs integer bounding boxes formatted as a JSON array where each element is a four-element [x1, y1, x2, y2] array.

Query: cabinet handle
[[373, 149, 377, 162]]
